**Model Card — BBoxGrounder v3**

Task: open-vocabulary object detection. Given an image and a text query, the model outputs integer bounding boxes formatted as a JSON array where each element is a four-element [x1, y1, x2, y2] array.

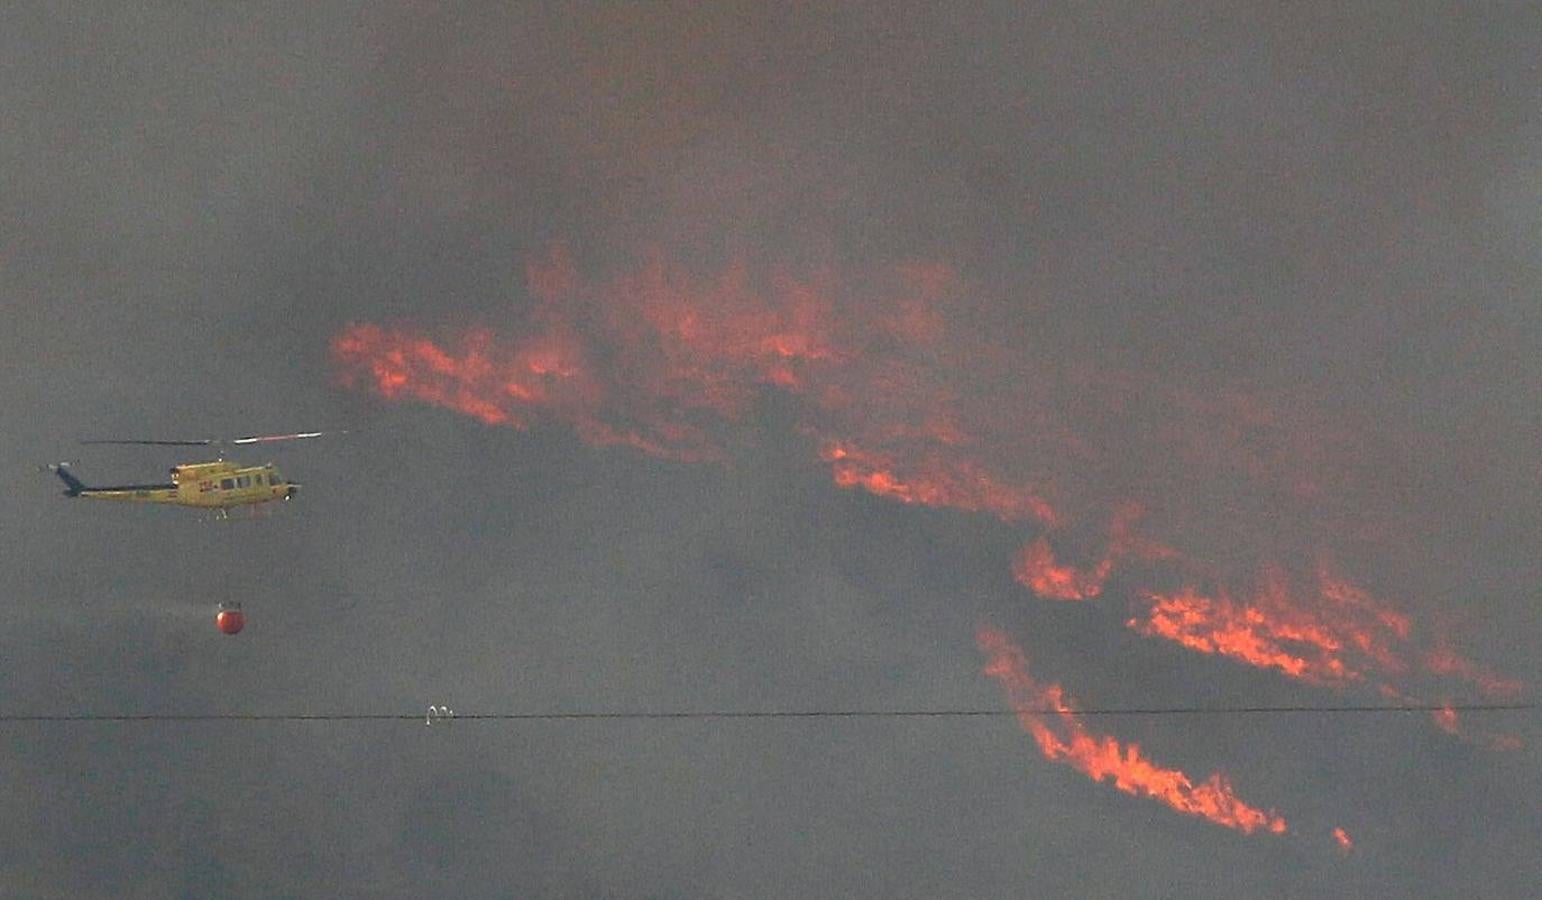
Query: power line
[[0, 702, 1532, 723]]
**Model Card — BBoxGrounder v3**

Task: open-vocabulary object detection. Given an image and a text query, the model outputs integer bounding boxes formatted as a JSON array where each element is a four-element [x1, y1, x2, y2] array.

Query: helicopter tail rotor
[[45, 462, 88, 497]]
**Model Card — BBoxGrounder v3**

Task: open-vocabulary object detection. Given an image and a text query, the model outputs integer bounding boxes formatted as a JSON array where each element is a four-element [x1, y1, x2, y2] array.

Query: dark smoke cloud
[[3, 3, 1539, 895]]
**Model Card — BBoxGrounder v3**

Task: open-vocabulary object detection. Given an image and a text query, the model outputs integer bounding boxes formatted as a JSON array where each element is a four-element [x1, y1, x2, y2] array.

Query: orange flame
[[1333, 827, 1354, 854], [1124, 561, 1527, 727], [334, 246, 1066, 524], [978, 627, 1287, 835], [1130, 591, 1352, 685], [1127, 564, 1421, 687], [821, 441, 1058, 526], [1010, 504, 1174, 600], [1011, 539, 1112, 601], [333, 244, 1522, 749]]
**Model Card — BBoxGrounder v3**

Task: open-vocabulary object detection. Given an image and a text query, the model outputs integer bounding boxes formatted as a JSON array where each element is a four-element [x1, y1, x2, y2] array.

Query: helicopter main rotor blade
[[81, 431, 345, 447], [229, 431, 338, 445], [80, 439, 216, 446]]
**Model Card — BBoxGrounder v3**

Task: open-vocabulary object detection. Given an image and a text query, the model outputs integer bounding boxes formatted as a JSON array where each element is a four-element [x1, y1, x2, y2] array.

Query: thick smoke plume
[[332, 243, 1524, 831]]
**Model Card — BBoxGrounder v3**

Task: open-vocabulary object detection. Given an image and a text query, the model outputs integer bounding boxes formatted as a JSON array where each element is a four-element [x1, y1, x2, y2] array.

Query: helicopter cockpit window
[[220, 478, 235, 490], [270, 472, 283, 485], [255, 474, 264, 485]]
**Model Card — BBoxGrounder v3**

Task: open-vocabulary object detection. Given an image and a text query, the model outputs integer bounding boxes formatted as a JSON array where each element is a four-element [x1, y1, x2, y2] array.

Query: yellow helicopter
[[47, 431, 338, 515]]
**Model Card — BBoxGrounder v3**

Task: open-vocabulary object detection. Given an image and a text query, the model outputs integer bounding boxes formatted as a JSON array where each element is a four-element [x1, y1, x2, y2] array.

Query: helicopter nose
[[285, 483, 301, 498]]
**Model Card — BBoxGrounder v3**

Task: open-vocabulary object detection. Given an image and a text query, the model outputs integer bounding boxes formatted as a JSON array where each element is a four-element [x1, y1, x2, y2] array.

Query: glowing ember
[[978, 627, 1287, 836], [1432, 704, 1461, 736], [1333, 827, 1354, 854], [1425, 698, 1525, 750]]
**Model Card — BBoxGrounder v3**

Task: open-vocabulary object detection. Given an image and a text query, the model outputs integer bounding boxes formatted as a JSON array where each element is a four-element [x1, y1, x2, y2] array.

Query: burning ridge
[[978, 627, 1287, 835], [332, 243, 1525, 831]]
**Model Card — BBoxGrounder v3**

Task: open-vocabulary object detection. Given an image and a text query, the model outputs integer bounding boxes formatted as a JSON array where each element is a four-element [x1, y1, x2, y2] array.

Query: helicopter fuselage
[[54, 460, 298, 509]]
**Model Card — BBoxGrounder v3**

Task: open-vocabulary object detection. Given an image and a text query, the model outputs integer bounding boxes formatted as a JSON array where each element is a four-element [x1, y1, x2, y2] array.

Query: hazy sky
[[4, 3, 1540, 896]]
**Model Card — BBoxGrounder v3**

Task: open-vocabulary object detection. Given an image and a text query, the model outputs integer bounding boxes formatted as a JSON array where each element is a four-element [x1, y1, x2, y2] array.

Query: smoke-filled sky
[[4, 3, 1541, 896]]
